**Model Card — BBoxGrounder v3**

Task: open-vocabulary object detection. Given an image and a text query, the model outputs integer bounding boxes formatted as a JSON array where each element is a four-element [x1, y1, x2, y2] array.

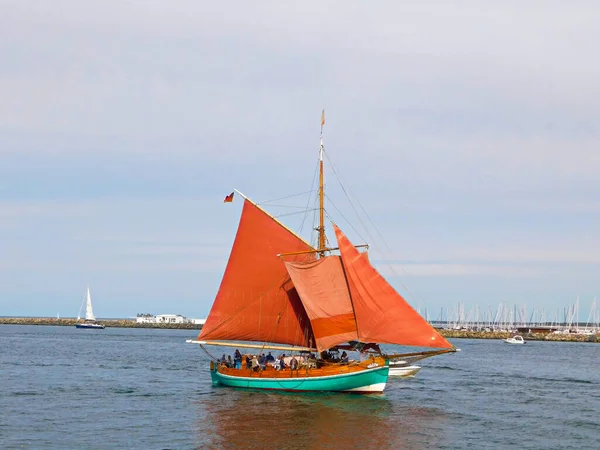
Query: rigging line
[[323, 151, 376, 245], [263, 204, 318, 210], [199, 344, 219, 362], [275, 209, 319, 219], [297, 159, 321, 236], [323, 156, 424, 307], [323, 195, 368, 246], [258, 189, 319, 205], [323, 150, 424, 306]]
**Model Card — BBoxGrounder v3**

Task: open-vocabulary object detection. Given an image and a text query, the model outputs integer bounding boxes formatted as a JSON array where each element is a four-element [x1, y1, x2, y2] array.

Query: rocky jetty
[[0, 317, 201, 330], [1, 318, 598, 342], [439, 328, 599, 343]]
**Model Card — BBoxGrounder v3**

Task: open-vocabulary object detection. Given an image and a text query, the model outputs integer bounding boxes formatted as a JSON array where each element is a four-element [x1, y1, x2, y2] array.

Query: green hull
[[210, 365, 390, 393]]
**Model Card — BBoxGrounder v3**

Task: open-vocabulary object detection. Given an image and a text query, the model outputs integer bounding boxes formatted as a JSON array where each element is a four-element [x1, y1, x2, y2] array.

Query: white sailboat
[[75, 286, 105, 329]]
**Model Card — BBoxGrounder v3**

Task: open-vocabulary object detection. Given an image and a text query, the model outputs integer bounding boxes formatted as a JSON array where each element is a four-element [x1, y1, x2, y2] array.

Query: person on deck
[[340, 351, 348, 364], [290, 356, 298, 371], [275, 355, 285, 370], [245, 355, 252, 369], [266, 352, 275, 363], [251, 355, 260, 372], [234, 350, 242, 369], [227, 355, 233, 367], [259, 353, 266, 370]]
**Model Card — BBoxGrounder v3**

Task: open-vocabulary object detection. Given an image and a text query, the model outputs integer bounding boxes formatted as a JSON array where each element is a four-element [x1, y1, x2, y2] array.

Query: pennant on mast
[[223, 192, 234, 203]]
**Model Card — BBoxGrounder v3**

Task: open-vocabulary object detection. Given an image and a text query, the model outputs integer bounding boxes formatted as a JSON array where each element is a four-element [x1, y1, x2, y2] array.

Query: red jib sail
[[333, 224, 453, 349], [198, 199, 316, 347]]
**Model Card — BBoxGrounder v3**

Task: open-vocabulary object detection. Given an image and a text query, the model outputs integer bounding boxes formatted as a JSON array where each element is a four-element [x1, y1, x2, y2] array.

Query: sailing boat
[[188, 112, 456, 392], [75, 286, 105, 329]]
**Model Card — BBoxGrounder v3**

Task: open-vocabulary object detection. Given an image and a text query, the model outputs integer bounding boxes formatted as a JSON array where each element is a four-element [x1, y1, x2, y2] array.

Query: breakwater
[[0, 317, 201, 330], [1, 318, 598, 342], [440, 328, 599, 343]]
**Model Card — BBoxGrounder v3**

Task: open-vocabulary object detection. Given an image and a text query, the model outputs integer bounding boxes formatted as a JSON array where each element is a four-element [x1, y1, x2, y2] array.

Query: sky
[[1, 1, 599, 323]]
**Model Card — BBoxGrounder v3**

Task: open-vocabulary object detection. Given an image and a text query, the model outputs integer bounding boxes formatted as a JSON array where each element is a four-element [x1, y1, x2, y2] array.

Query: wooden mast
[[318, 109, 326, 257], [278, 110, 370, 259]]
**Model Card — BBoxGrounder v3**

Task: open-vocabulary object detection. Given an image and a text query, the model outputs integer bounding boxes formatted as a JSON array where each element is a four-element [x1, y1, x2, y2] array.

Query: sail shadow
[[193, 389, 451, 449]]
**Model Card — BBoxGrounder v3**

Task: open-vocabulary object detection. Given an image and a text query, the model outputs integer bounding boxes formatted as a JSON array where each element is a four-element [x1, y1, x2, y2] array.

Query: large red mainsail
[[284, 256, 358, 352], [333, 224, 453, 349], [198, 199, 316, 347]]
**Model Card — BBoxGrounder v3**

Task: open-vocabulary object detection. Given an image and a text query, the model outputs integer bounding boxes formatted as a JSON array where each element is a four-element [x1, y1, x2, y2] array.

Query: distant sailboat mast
[[85, 286, 96, 321], [76, 286, 95, 322]]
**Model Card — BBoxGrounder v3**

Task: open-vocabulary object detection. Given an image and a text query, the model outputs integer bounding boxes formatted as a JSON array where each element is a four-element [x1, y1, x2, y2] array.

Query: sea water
[[1, 325, 598, 449]]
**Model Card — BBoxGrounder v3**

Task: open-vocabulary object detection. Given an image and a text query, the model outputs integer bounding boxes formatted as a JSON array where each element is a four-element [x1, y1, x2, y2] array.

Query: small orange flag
[[224, 192, 234, 203], [321, 109, 325, 126]]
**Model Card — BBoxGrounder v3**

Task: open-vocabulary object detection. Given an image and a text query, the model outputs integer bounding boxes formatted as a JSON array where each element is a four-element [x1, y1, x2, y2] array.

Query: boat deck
[[217, 356, 387, 379]]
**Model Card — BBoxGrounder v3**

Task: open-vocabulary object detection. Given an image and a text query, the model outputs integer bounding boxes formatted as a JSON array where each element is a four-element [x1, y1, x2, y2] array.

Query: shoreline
[[0, 317, 200, 330], [439, 328, 598, 343], [1, 318, 598, 343]]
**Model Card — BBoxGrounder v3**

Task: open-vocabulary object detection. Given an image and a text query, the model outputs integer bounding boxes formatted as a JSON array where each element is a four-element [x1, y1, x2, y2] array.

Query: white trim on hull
[[343, 382, 386, 393]]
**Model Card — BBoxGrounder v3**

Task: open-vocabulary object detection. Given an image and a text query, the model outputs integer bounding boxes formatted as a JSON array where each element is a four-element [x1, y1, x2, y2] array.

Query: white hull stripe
[[343, 382, 386, 393]]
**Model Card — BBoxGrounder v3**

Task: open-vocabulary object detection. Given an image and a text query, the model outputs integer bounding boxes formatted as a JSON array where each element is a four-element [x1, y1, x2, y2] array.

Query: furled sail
[[198, 199, 316, 347], [284, 256, 358, 352], [333, 224, 453, 349], [85, 287, 95, 321]]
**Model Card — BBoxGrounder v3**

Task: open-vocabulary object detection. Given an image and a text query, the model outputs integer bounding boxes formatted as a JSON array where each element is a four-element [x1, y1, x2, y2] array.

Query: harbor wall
[[1, 318, 598, 342], [0, 317, 200, 330], [439, 328, 598, 343]]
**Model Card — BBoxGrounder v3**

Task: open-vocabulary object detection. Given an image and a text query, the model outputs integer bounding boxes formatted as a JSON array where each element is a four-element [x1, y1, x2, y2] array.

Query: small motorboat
[[503, 335, 526, 344], [388, 360, 421, 377]]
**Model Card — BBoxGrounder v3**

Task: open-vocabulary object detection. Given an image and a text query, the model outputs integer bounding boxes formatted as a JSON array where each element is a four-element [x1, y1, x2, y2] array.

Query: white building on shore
[[136, 313, 206, 325]]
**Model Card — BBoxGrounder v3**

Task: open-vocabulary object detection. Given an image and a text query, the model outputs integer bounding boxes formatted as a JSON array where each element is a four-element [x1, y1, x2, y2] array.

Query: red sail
[[198, 199, 316, 347], [334, 224, 453, 349], [284, 257, 358, 352]]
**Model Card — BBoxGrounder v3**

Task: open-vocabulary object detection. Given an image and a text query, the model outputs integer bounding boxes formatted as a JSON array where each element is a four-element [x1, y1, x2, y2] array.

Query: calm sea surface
[[1, 325, 598, 449]]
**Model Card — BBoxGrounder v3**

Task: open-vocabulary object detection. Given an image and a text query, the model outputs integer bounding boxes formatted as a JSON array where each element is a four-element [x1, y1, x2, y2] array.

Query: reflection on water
[[194, 388, 450, 449]]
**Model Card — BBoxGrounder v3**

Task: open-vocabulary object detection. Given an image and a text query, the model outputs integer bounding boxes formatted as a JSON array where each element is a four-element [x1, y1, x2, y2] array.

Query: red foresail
[[284, 256, 358, 352], [198, 199, 316, 347], [333, 224, 453, 349]]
